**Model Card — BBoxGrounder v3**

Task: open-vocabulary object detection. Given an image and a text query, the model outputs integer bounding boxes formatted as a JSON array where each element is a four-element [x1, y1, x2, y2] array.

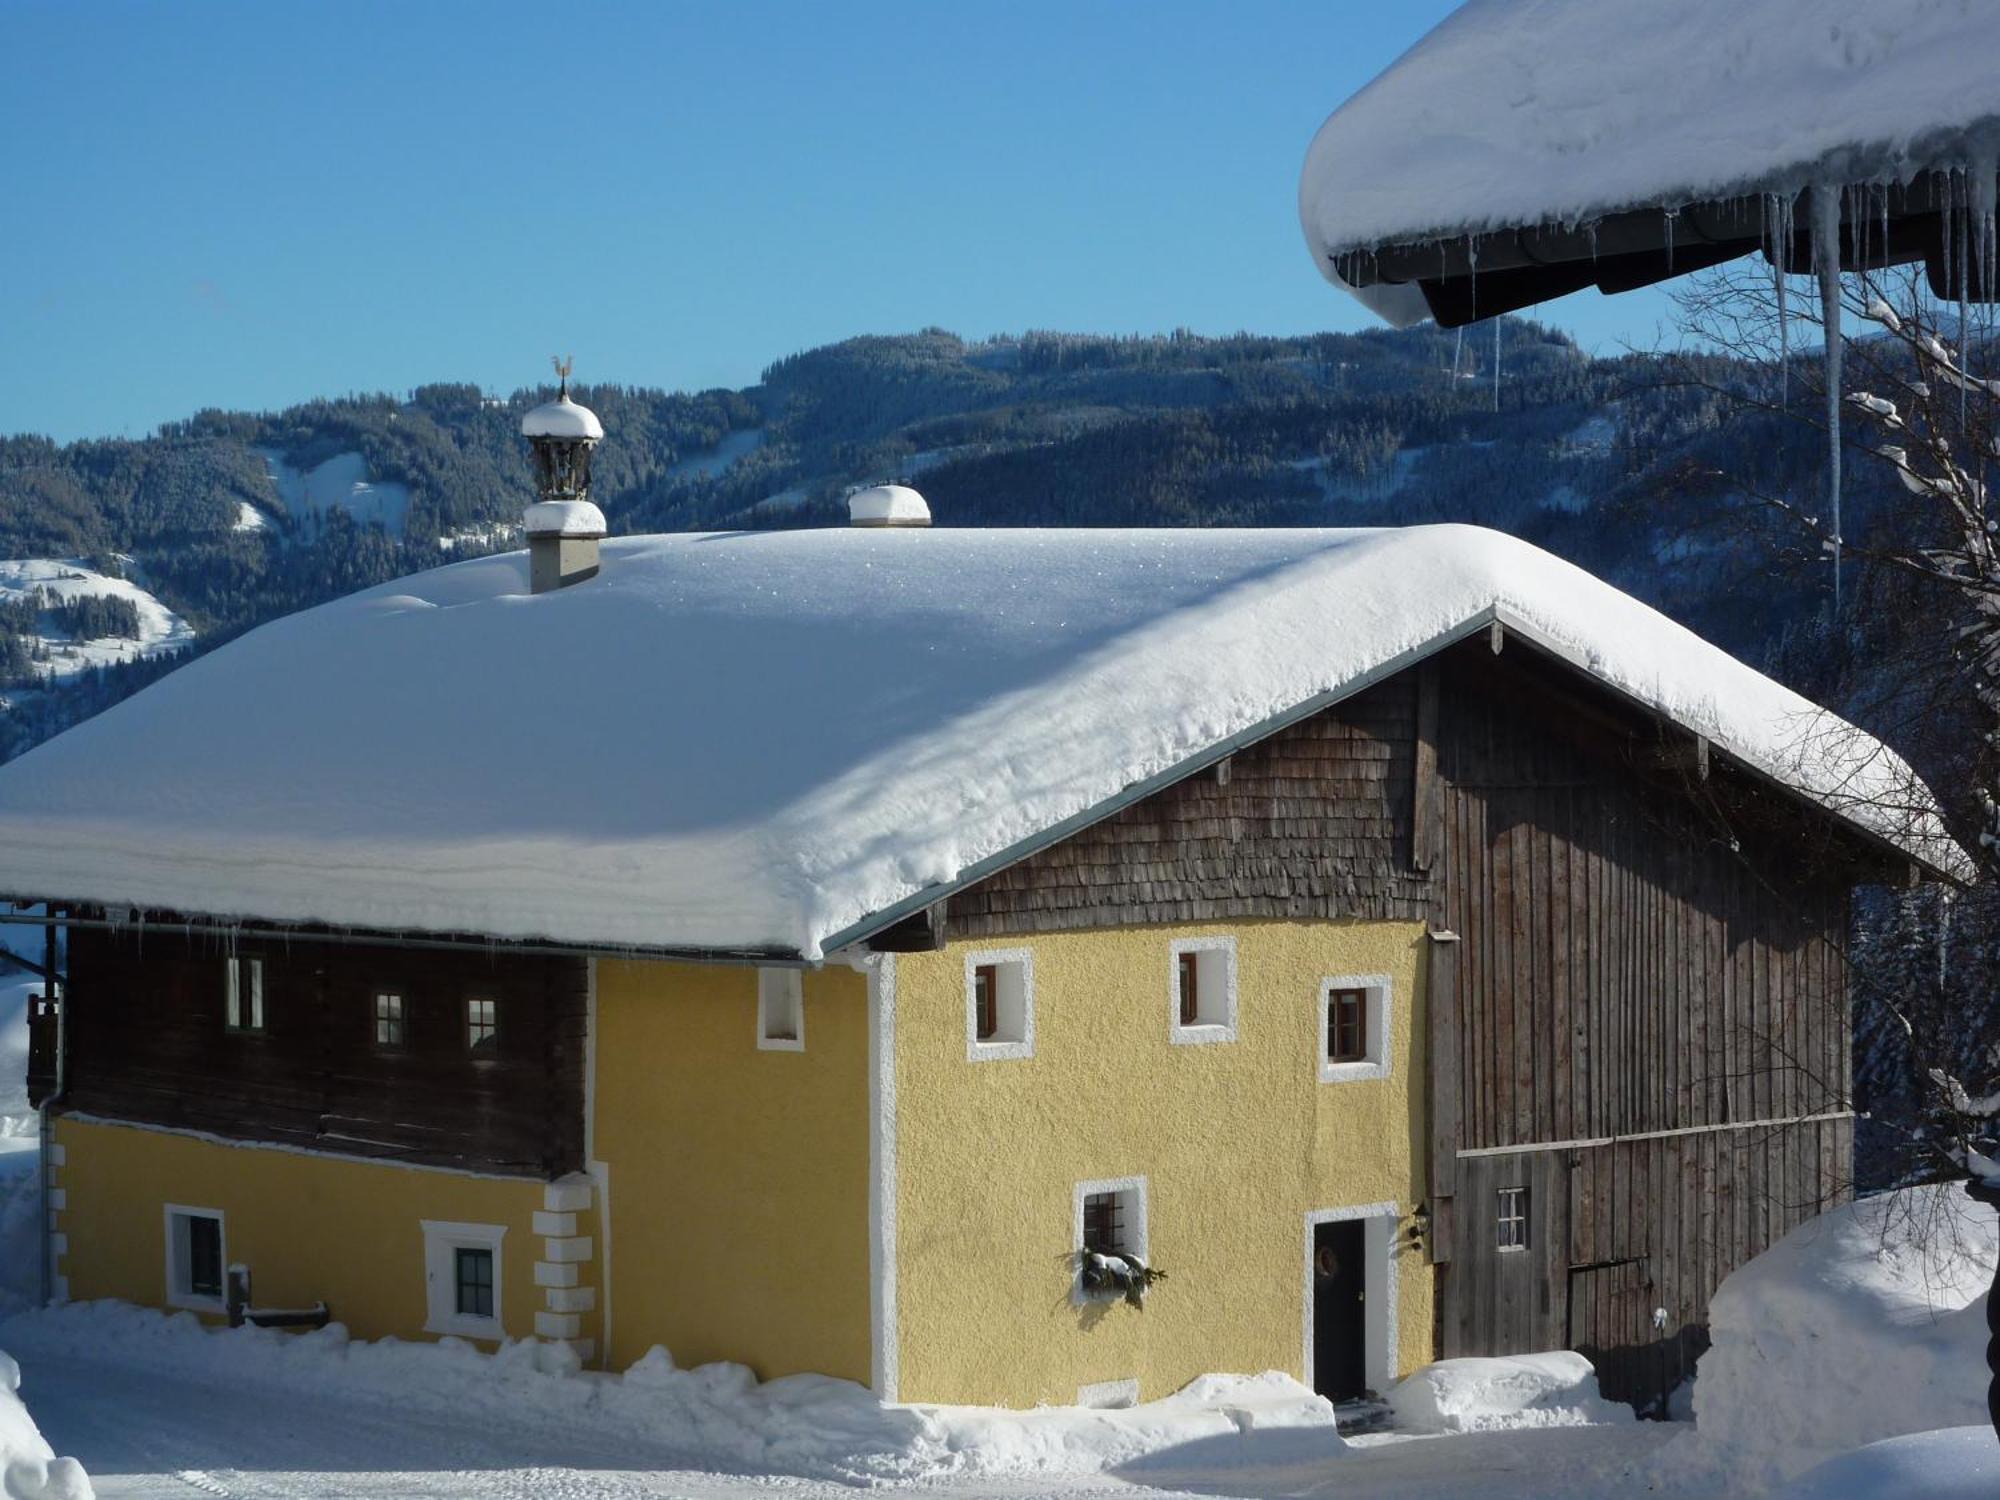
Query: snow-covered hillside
[[0, 561, 194, 682], [255, 449, 411, 536]]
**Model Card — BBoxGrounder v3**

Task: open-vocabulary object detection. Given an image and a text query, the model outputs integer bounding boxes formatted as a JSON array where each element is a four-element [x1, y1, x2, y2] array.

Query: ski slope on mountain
[[0, 560, 194, 681]]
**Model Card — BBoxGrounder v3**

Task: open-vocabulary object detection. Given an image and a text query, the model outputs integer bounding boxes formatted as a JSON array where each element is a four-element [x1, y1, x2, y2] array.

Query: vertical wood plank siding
[[63, 927, 588, 1178]]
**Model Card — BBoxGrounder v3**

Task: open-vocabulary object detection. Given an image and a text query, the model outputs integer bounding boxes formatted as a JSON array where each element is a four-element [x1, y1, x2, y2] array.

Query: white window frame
[[1302, 1202, 1400, 1397], [1497, 1185, 1530, 1252], [225, 956, 264, 1032], [374, 990, 405, 1049], [1319, 973, 1393, 1083], [421, 1219, 507, 1339], [1168, 935, 1238, 1044], [465, 996, 498, 1054], [163, 1203, 227, 1313], [964, 947, 1034, 1062], [1072, 1174, 1148, 1305], [757, 968, 805, 1052]]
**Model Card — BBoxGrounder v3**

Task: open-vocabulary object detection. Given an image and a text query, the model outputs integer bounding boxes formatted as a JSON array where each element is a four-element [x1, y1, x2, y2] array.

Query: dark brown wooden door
[[1566, 1258, 1655, 1406], [1312, 1220, 1368, 1401]]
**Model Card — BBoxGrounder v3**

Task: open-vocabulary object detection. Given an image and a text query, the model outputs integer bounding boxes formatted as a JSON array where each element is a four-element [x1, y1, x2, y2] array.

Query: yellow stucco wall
[[893, 919, 1433, 1407], [591, 959, 873, 1381], [55, 1116, 548, 1343]]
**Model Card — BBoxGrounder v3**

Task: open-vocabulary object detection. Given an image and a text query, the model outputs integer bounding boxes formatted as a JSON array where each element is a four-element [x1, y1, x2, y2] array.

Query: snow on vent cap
[[848, 484, 931, 528], [524, 499, 606, 538], [520, 394, 604, 441]]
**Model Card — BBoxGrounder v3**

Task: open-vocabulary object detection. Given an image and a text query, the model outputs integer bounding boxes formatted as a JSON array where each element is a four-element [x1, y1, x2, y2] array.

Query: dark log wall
[[1430, 643, 1857, 1406], [62, 928, 587, 1177], [950, 678, 1431, 938]]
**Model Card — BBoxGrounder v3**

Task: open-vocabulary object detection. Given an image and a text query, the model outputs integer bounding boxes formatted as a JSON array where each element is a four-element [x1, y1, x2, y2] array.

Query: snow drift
[[0, 526, 1960, 955], [1300, 0, 2000, 285], [1388, 1351, 1630, 1433], [1689, 1183, 1996, 1493], [1773, 1426, 2000, 1500], [0, 1352, 89, 1500]]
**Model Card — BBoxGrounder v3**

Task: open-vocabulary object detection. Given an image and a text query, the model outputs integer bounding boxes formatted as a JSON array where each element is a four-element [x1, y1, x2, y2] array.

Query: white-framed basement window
[[224, 956, 264, 1033], [1319, 973, 1393, 1083], [421, 1219, 507, 1339], [757, 968, 805, 1052], [965, 948, 1034, 1061], [1072, 1175, 1148, 1305], [163, 1204, 226, 1313], [1168, 936, 1237, 1044]]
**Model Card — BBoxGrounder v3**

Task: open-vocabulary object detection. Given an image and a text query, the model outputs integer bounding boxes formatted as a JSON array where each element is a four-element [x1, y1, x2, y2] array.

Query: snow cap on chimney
[[522, 356, 605, 593], [848, 484, 931, 528]]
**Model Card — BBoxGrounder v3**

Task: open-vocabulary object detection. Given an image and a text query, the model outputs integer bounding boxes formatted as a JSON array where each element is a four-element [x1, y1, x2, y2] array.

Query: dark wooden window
[[374, 991, 405, 1049], [184, 1213, 222, 1299], [454, 1246, 494, 1317], [1178, 951, 1200, 1027], [1327, 987, 1368, 1062], [466, 997, 498, 1055], [224, 957, 264, 1033], [1082, 1190, 1126, 1254], [973, 965, 998, 1041], [1496, 1186, 1529, 1251]]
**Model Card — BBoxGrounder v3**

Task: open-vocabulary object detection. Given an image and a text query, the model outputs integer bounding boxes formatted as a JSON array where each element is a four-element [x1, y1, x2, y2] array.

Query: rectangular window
[[224, 957, 264, 1033], [1073, 1176, 1149, 1304], [757, 969, 805, 1051], [465, 997, 497, 1055], [1082, 1191, 1126, 1255], [965, 949, 1033, 1060], [1169, 937, 1237, 1043], [1328, 987, 1368, 1062], [455, 1246, 495, 1318], [1497, 1186, 1530, 1251], [374, 991, 405, 1048], [164, 1205, 226, 1310]]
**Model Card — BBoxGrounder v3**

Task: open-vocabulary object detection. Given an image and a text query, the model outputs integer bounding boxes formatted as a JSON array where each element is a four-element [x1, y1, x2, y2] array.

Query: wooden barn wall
[[61, 927, 588, 1178], [948, 678, 1430, 938]]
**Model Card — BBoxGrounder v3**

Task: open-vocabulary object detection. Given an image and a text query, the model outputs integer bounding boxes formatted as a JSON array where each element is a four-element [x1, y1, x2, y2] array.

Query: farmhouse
[[0, 396, 1963, 1411]]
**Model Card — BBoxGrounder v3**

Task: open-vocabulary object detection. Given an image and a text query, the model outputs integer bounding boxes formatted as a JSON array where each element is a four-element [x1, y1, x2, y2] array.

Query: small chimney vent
[[848, 484, 931, 528], [520, 356, 606, 594]]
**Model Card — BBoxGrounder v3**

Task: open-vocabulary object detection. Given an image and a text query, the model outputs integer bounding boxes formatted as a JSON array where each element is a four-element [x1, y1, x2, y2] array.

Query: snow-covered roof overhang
[[0, 527, 1966, 959], [1300, 0, 2000, 327]]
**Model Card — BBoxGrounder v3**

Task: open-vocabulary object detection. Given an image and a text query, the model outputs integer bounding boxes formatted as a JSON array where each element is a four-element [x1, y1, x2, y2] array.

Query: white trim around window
[[1071, 1175, 1148, 1306], [1319, 973, 1394, 1083], [757, 968, 806, 1052], [964, 948, 1034, 1061], [1168, 935, 1238, 1045], [163, 1203, 227, 1313], [421, 1219, 507, 1340]]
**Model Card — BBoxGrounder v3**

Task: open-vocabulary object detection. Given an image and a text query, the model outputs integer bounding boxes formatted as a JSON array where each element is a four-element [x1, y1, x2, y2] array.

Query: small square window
[[465, 997, 497, 1055], [1073, 1176, 1149, 1304], [455, 1246, 494, 1318], [757, 969, 805, 1051], [1169, 937, 1237, 1043], [224, 957, 264, 1033], [374, 991, 405, 1048], [164, 1205, 226, 1310], [1497, 1186, 1530, 1251], [1319, 975, 1392, 1083], [965, 949, 1033, 1061]]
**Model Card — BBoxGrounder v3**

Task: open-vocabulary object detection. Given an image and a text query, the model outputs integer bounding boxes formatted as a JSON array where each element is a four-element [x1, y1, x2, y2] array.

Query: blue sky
[[4, 1, 1676, 444]]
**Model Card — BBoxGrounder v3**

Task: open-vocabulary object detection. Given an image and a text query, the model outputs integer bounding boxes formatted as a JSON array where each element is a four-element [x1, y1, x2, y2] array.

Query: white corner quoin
[[1320, 973, 1394, 1083], [964, 947, 1034, 1062], [1168, 934, 1238, 1045]]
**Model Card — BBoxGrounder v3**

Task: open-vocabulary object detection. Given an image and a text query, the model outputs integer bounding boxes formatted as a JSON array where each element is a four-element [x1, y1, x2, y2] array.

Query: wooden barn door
[[1564, 1258, 1655, 1406]]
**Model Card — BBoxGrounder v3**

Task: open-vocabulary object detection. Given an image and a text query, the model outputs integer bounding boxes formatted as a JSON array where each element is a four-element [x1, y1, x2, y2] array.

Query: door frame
[[1302, 1202, 1399, 1396]]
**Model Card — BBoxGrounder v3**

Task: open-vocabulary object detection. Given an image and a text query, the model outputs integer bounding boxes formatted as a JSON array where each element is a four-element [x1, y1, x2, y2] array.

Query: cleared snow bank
[[1773, 1426, 2000, 1500], [1687, 1183, 1996, 1493], [1389, 1351, 1631, 1433], [0, 1303, 1339, 1485], [0, 1352, 89, 1500]]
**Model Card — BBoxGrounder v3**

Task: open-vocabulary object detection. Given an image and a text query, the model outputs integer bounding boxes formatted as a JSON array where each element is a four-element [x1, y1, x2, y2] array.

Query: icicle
[[1452, 326, 1464, 383], [1768, 192, 1792, 402], [1493, 317, 1502, 414], [1812, 183, 1845, 615]]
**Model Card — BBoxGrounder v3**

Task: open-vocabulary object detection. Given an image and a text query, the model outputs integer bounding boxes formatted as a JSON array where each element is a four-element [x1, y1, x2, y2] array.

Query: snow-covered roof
[[847, 485, 931, 528], [1300, 0, 2000, 315], [0, 527, 1962, 957], [520, 396, 603, 441], [523, 500, 606, 538]]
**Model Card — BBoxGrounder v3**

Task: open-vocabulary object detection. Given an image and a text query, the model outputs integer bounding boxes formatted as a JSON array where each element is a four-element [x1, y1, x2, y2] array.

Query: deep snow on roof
[[0, 527, 1960, 956], [1300, 0, 2000, 294]]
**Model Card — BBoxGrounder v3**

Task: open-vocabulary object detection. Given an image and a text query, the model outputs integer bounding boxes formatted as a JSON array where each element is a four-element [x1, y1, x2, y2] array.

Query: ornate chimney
[[520, 357, 606, 594]]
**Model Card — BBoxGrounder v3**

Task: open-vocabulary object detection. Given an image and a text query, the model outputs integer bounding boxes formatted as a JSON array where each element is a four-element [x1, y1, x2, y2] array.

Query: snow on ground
[[0, 562, 194, 682], [1773, 1426, 2000, 1500], [254, 450, 410, 536], [1387, 1351, 1630, 1434], [0, 527, 1962, 956], [436, 524, 518, 554], [1299, 0, 2000, 274], [1666, 1183, 1997, 1494], [0, 1350, 89, 1500], [232, 503, 271, 535]]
